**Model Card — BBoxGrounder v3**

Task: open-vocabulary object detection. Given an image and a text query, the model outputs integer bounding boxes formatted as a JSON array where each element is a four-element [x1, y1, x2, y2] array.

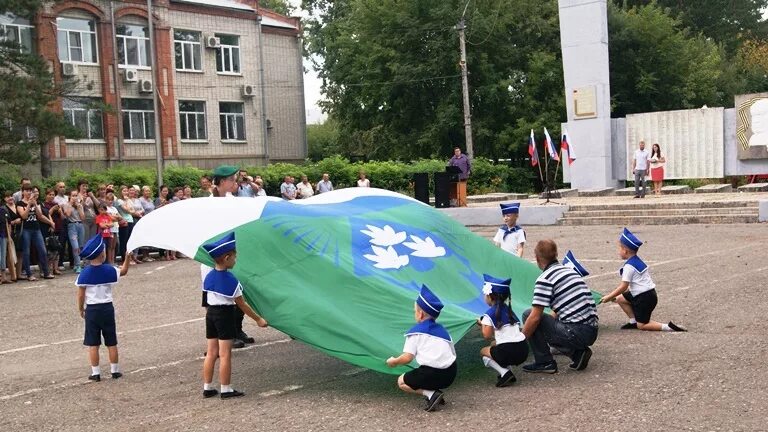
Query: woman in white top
[[357, 171, 370, 187], [649, 143, 666, 195]]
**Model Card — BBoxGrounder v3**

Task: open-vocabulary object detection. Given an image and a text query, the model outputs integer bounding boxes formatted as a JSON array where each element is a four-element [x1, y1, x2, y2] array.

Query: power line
[[466, 0, 504, 46]]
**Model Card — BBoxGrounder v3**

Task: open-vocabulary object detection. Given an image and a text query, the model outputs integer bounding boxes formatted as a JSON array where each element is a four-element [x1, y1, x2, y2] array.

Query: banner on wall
[[735, 92, 768, 161]]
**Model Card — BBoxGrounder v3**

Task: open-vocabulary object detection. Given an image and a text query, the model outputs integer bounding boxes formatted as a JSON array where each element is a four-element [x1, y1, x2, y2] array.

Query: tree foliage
[[607, 2, 726, 117], [259, 0, 294, 16], [302, 0, 565, 161]]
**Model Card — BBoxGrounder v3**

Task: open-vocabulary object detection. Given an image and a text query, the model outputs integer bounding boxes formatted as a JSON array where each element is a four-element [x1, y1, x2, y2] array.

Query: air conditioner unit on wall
[[139, 79, 153, 93], [206, 36, 220, 49], [62, 63, 78, 77], [124, 69, 139, 83], [242, 84, 255, 98]]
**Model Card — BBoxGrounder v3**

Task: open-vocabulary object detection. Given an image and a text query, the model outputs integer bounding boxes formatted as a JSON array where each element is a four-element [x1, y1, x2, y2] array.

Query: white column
[[559, 0, 620, 189]]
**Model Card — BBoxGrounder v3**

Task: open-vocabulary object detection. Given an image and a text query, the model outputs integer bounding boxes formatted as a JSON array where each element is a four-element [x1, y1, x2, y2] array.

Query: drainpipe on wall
[[256, 13, 269, 165], [147, 0, 164, 187], [110, 1, 124, 163], [296, 32, 307, 160]]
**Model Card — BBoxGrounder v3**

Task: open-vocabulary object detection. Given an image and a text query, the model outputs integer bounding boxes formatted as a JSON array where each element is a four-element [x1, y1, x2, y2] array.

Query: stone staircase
[[558, 201, 760, 226]]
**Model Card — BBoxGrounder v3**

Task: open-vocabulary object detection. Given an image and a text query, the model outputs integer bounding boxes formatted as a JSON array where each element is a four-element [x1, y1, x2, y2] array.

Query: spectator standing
[[0, 195, 9, 284], [52, 182, 70, 269], [41, 189, 63, 275], [115, 187, 136, 264], [62, 189, 86, 273], [199, 175, 214, 197], [78, 180, 99, 239], [316, 173, 334, 194], [632, 141, 650, 199], [649, 143, 666, 196], [12, 178, 31, 203], [280, 176, 297, 200], [16, 186, 53, 280], [357, 172, 370, 188], [448, 147, 471, 207], [128, 186, 146, 261], [236, 170, 260, 197], [4, 192, 21, 281], [296, 175, 314, 199], [104, 192, 122, 264], [183, 185, 193, 200], [138, 186, 156, 262], [254, 178, 266, 197]]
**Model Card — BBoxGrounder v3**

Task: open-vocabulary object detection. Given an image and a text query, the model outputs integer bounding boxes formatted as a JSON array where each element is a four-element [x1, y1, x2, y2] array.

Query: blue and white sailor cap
[[80, 234, 105, 260], [500, 202, 520, 215], [202, 232, 237, 258], [416, 284, 444, 318], [481, 274, 511, 295], [562, 250, 589, 277], [619, 227, 643, 252]]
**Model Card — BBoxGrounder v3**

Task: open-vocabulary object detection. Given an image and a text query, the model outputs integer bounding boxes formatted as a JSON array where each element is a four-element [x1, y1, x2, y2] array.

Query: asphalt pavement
[[1, 223, 766, 431]]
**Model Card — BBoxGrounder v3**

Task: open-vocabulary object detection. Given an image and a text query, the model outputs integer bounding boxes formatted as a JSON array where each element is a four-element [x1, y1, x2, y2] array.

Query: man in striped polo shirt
[[521, 240, 599, 373]]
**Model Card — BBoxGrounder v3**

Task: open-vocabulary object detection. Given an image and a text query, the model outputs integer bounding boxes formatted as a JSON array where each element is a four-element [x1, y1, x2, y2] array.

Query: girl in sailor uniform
[[201, 232, 268, 399], [478, 274, 529, 387], [599, 228, 686, 332], [492, 203, 526, 258], [386, 285, 457, 412], [75, 235, 131, 382]]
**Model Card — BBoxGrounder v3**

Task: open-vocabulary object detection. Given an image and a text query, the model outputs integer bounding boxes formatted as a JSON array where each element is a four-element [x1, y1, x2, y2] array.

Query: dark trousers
[[522, 308, 598, 364], [235, 307, 245, 337], [118, 223, 134, 261]]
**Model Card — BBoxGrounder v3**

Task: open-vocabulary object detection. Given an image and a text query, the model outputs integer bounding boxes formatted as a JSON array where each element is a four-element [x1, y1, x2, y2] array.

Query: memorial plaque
[[573, 86, 597, 119]]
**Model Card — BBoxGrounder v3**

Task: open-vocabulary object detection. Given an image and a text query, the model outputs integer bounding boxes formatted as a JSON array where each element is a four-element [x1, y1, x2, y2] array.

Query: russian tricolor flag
[[544, 127, 559, 161], [561, 127, 575, 165], [528, 129, 539, 166]]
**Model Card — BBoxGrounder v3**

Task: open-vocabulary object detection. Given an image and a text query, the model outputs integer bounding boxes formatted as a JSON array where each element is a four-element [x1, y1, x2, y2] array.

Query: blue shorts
[[83, 303, 118, 346]]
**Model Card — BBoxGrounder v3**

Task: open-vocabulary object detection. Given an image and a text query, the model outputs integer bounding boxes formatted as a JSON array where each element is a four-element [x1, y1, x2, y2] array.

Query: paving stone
[[738, 183, 768, 192], [578, 188, 615, 197], [694, 184, 733, 193], [660, 185, 691, 194]]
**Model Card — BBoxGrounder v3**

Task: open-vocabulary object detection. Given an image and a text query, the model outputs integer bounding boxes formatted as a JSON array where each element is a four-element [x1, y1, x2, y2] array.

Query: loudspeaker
[[413, 173, 429, 204], [434, 172, 451, 208]]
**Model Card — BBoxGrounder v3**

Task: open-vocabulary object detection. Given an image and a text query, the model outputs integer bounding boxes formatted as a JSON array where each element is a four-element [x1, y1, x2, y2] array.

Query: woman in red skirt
[[649, 143, 666, 195]]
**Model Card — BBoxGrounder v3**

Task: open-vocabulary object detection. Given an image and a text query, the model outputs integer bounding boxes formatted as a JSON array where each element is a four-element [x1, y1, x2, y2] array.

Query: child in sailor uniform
[[386, 285, 457, 412], [76, 235, 131, 382], [492, 203, 526, 257], [478, 274, 529, 387], [201, 231, 268, 399], [599, 228, 686, 332]]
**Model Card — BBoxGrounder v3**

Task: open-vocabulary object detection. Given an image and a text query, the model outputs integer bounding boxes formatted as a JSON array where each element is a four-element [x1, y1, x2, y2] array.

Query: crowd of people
[[0, 170, 372, 282]]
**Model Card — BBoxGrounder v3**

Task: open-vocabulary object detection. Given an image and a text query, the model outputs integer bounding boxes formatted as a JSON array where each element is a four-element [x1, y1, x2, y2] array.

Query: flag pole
[[554, 149, 562, 190], [536, 141, 544, 182]]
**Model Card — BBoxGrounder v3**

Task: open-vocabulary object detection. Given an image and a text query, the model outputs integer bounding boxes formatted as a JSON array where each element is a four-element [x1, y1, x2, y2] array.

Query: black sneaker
[[203, 389, 219, 398], [496, 370, 517, 387], [668, 322, 687, 332], [237, 332, 255, 344], [111, 372, 123, 379], [88, 374, 101, 382], [232, 339, 246, 349], [569, 347, 592, 371], [522, 361, 558, 374], [620, 322, 638, 330], [221, 389, 245, 399], [424, 390, 444, 412]]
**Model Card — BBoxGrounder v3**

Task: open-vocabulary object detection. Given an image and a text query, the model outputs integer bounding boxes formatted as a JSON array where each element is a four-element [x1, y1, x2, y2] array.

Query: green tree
[[0, 0, 81, 177], [302, 0, 565, 161], [615, 0, 768, 54], [259, 0, 294, 15], [607, 3, 726, 116], [306, 117, 341, 161]]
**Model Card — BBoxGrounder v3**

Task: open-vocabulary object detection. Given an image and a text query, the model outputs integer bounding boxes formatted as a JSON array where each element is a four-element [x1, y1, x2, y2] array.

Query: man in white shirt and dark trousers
[[632, 141, 650, 198]]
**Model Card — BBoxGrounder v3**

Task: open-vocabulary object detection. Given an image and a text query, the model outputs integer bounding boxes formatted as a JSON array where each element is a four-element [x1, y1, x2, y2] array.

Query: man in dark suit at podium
[[447, 147, 471, 207]]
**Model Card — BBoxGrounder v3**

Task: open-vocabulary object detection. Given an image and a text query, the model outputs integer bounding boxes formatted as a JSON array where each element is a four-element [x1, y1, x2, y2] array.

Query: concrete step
[[563, 208, 758, 218], [616, 186, 692, 196], [737, 183, 768, 192], [557, 214, 759, 226], [568, 201, 758, 211], [467, 193, 529, 203]]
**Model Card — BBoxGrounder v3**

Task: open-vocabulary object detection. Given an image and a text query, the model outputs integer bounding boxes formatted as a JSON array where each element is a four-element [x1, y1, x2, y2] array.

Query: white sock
[[422, 390, 435, 399], [661, 323, 672, 332], [203, 382, 214, 391], [91, 366, 100, 376], [629, 318, 637, 324], [482, 356, 508, 376], [110, 363, 120, 374], [221, 384, 233, 393]]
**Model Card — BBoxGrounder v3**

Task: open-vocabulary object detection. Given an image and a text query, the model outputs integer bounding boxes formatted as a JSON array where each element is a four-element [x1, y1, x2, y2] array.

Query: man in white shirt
[[632, 141, 650, 198]]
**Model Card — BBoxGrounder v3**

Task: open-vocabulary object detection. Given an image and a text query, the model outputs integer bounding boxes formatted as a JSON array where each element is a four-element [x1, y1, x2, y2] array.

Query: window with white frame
[[116, 24, 151, 68], [63, 98, 104, 140], [122, 99, 155, 140], [179, 101, 206, 140], [0, 14, 33, 53], [215, 34, 240, 74], [56, 17, 98, 64], [174, 30, 201, 71], [219, 102, 245, 141]]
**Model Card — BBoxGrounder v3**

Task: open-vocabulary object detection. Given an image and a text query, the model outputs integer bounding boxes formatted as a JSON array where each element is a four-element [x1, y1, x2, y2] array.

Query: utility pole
[[147, 0, 164, 187], [455, 18, 474, 159]]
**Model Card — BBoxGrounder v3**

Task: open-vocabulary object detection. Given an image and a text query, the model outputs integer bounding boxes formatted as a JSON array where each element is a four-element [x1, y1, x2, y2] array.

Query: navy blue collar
[[406, 319, 451, 342], [620, 255, 647, 275], [499, 224, 522, 240]]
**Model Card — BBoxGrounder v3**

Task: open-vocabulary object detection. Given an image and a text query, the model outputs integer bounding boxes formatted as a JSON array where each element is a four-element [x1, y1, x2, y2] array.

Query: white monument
[[558, 0, 621, 190]]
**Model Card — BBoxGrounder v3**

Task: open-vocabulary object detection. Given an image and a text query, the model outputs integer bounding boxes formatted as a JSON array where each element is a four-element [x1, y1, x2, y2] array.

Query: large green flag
[[129, 189, 548, 374]]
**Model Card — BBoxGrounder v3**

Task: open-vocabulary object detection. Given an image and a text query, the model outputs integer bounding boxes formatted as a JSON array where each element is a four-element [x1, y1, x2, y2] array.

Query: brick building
[[13, 0, 306, 176]]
